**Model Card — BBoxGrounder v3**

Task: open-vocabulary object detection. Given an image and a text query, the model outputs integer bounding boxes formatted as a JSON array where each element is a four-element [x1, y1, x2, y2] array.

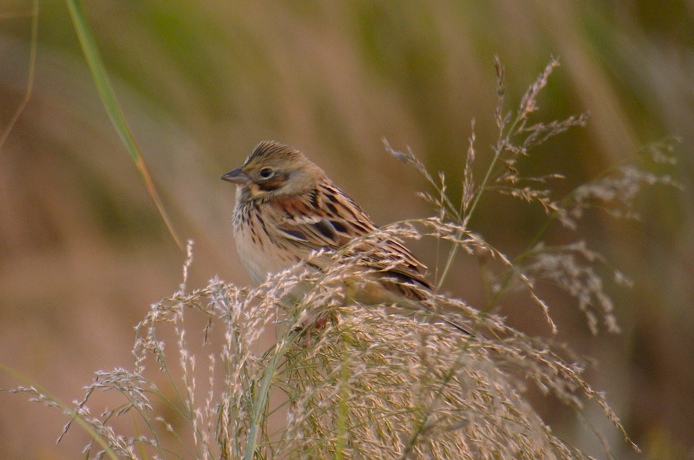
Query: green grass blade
[[65, 0, 183, 250], [0, 0, 39, 151]]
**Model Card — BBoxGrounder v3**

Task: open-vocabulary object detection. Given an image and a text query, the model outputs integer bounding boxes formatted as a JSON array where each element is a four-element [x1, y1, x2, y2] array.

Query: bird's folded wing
[[268, 187, 432, 291]]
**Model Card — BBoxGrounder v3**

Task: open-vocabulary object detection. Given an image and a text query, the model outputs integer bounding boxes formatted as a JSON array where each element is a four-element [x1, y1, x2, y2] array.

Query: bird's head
[[222, 140, 324, 199]]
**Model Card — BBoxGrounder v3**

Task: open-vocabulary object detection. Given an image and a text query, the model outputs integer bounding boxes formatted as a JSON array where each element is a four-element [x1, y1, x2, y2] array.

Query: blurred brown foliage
[[1, 1, 692, 458]]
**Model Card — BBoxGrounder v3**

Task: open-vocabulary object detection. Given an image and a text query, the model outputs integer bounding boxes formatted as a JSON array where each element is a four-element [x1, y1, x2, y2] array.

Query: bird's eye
[[259, 167, 274, 179]]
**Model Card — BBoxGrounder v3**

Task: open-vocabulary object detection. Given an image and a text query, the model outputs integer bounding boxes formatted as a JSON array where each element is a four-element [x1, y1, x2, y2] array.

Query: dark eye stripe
[[258, 173, 288, 192], [259, 180, 284, 191]]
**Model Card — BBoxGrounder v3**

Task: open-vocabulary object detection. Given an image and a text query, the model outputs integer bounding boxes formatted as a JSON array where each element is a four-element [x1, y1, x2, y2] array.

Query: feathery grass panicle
[[5, 58, 677, 458]]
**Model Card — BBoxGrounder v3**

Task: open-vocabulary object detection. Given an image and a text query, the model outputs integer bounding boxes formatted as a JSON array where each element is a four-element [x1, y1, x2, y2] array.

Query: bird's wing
[[266, 182, 432, 293]]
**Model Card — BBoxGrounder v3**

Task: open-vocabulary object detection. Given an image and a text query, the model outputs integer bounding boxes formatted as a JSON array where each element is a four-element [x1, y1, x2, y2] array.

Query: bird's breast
[[232, 202, 302, 284]]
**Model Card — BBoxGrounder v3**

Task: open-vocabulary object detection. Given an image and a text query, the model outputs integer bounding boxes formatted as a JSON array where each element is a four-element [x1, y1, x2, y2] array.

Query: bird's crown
[[245, 140, 305, 164]]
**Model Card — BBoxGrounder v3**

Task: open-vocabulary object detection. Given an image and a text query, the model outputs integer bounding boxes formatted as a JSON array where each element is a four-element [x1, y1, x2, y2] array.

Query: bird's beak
[[221, 168, 250, 184]]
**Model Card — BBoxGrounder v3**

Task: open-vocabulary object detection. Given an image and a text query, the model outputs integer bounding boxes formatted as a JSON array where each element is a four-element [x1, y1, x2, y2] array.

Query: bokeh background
[[1, 1, 692, 458]]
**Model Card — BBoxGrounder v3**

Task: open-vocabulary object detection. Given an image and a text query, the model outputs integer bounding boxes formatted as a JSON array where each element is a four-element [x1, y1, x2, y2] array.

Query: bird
[[222, 140, 469, 333]]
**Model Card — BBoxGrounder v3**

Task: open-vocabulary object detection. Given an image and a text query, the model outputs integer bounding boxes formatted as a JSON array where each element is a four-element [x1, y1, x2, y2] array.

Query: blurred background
[[1, 0, 692, 458]]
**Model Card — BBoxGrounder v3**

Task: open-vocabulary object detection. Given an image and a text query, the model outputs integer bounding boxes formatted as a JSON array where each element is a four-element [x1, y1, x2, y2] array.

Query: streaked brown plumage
[[222, 140, 467, 332]]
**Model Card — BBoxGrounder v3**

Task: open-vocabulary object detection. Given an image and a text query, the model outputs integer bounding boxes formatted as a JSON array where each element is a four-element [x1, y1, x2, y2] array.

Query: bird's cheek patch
[[258, 178, 286, 192]]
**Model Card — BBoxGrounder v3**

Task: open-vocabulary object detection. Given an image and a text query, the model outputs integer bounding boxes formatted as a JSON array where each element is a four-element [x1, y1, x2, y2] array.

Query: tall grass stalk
[[0, 0, 38, 150], [65, 0, 182, 249]]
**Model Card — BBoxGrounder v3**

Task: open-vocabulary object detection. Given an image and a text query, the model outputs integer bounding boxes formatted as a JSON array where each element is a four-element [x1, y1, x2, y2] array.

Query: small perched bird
[[222, 140, 467, 332]]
